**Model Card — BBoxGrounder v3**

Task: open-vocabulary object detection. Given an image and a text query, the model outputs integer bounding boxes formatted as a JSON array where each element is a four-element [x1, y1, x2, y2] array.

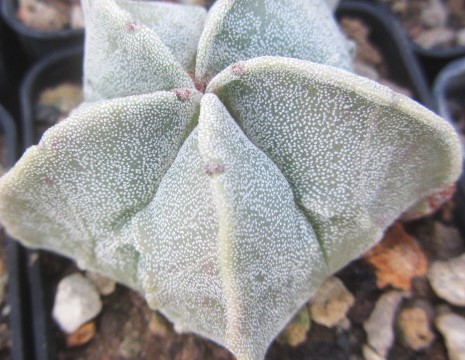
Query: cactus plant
[[0, 0, 462, 359]]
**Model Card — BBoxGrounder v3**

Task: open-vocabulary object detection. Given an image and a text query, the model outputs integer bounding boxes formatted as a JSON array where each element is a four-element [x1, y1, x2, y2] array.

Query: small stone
[[419, 221, 464, 260], [309, 276, 354, 328], [363, 223, 428, 291], [52, 273, 102, 333], [435, 312, 465, 360], [457, 28, 465, 47], [363, 290, 407, 359], [149, 312, 171, 337], [362, 344, 384, 360], [278, 306, 311, 347], [70, 5, 84, 29], [421, 0, 448, 28], [39, 83, 83, 118], [391, 0, 408, 14], [428, 253, 465, 306], [86, 271, 116, 296], [119, 334, 142, 359], [17, 2, 69, 32], [340, 18, 383, 66], [397, 306, 435, 351], [414, 27, 455, 49], [66, 321, 96, 347]]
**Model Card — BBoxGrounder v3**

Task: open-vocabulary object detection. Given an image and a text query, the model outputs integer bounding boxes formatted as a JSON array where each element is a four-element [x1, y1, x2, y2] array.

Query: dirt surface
[[17, 0, 83, 32], [44, 205, 463, 360], [34, 82, 82, 141], [383, 0, 465, 49]]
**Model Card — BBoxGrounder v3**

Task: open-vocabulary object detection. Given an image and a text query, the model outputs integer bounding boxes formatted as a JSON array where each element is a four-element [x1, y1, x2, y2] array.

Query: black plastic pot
[[20, 46, 83, 149], [433, 57, 465, 229], [0, 0, 84, 61], [19, 46, 83, 360], [0, 15, 27, 118], [0, 105, 31, 360], [371, 0, 465, 85], [413, 44, 465, 87], [337, 1, 435, 109], [433, 57, 465, 126]]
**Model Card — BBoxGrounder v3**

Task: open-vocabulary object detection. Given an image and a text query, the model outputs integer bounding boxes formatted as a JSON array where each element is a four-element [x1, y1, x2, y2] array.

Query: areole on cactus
[[0, 0, 461, 359]]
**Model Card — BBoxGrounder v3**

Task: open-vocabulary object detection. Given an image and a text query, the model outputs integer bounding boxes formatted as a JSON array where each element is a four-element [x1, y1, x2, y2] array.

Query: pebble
[[70, 5, 84, 29], [86, 271, 116, 296], [414, 27, 455, 49], [17, 2, 68, 32], [66, 321, 96, 347], [397, 305, 435, 351], [52, 273, 102, 333], [363, 290, 407, 359], [420, 0, 448, 28], [119, 334, 142, 359], [363, 223, 427, 291], [435, 312, 465, 360], [149, 312, 171, 337], [425, 221, 464, 260], [428, 252, 465, 306], [457, 28, 465, 47], [309, 276, 355, 328], [278, 306, 311, 347]]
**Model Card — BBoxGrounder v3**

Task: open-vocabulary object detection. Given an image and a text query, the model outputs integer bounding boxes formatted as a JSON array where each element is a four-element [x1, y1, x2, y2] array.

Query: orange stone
[[66, 321, 96, 347], [363, 223, 428, 291]]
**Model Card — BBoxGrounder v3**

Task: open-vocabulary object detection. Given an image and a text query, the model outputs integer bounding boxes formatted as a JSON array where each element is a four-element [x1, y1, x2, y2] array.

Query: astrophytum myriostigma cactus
[[0, 0, 462, 359]]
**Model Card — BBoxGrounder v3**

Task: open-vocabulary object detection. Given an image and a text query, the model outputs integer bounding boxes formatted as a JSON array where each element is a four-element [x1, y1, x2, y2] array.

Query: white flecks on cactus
[[197, 94, 327, 358], [82, 0, 194, 102], [115, 0, 207, 73], [0, 0, 462, 359], [208, 56, 462, 272], [195, 0, 353, 84], [0, 91, 201, 287]]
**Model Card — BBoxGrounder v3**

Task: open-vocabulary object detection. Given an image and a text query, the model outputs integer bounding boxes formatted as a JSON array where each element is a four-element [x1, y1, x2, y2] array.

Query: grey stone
[[428, 253, 465, 306], [420, 0, 448, 28], [309, 276, 354, 328], [119, 334, 142, 359], [52, 273, 102, 333], [457, 29, 465, 47], [397, 306, 435, 351], [435, 312, 465, 360], [429, 222, 464, 260], [415, 27, 455, 49], [363, 290, 407, 359]]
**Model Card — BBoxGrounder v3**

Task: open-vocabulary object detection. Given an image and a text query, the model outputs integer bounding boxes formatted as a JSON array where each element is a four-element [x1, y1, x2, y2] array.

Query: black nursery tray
[[19, 46, 83, 360], [337, 0, 434, 109], [1, 0, 84, 61], [433, 57, 465, 234], [0, 105, 30, 360]]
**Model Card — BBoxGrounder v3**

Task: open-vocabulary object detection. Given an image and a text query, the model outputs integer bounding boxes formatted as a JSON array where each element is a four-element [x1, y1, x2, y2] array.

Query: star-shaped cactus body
[[0, 0, 461, 359]]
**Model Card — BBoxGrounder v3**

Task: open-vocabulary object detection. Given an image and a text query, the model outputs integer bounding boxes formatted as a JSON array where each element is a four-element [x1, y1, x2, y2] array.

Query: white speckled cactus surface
[[0, 0, 462, 359]]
